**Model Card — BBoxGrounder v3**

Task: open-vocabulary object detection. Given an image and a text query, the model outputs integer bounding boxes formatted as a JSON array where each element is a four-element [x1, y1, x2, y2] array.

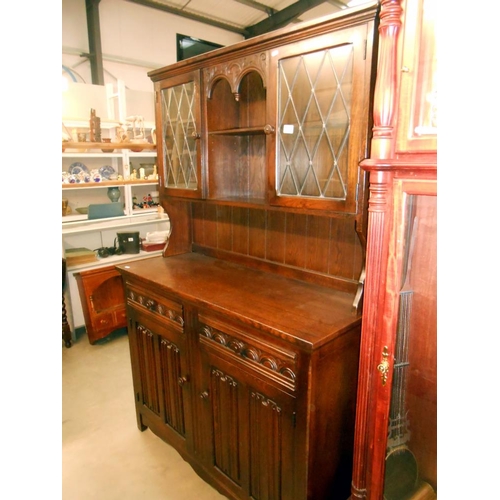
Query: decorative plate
[[69, 162, 89, 176], [99, 165, 116, 180]]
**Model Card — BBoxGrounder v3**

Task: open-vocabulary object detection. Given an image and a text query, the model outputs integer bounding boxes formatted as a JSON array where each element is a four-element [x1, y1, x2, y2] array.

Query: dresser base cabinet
[[118, 254, 362, 500]]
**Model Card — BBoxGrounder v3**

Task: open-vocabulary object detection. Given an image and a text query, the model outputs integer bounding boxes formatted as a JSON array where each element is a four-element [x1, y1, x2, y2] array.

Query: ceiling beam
[[85, 0, 105, 85], [232, 0, 277, 15], [125, 0, 248, 35], [326, 0, 349, 8], [244, 0, 330, 38]]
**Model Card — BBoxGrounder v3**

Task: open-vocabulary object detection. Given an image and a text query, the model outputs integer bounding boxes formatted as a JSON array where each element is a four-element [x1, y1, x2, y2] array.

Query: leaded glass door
[[269, 25, 375, 213], [158, 71, 203, 199]]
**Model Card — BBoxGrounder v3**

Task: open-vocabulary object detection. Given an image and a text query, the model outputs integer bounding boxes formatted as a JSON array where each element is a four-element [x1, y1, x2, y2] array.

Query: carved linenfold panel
[[137, 324, 161, 415], [204, 52, 268, 97], [159, 336, 186, 436], [199, 323, 298, 388], [249, 392, 282, 499], [127, 288, 184, 327], [211, 368, 242, 484]]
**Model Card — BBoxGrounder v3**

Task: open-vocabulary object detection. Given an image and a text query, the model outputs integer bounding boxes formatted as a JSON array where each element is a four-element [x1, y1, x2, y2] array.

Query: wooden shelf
[[66, 250, 163, 272], [62, 179, 158, 189], [63, 141, 156, 151], [208, 126, 267, 136]]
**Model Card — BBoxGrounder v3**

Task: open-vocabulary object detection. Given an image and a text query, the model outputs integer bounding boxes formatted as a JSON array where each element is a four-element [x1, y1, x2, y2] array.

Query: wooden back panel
[[190, 202, 363, 293]]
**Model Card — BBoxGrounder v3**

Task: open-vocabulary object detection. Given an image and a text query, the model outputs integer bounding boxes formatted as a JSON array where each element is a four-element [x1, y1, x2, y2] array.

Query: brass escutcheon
[[377, 346, 390, 386]]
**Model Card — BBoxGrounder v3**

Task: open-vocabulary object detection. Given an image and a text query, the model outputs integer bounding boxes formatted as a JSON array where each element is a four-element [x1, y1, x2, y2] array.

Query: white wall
[[62, 0, 244, 92]]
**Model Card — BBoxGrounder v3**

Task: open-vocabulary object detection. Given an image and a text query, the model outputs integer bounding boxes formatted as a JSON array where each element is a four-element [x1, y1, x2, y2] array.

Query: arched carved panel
[[204, 52, 268, 99]]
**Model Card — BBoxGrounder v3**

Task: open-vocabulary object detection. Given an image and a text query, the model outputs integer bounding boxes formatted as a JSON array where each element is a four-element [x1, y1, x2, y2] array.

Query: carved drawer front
[[125, 282, 184, 332], [197, 313, 299, 393]]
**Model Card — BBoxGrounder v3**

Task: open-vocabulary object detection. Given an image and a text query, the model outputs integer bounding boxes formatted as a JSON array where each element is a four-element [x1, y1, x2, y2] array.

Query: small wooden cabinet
[[74, 266, 127, 344], [118, 254, 362, 500]]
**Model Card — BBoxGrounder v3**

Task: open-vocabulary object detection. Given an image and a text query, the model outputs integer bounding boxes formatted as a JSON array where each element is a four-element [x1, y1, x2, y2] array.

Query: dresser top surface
[[117, 252, 360, 350]]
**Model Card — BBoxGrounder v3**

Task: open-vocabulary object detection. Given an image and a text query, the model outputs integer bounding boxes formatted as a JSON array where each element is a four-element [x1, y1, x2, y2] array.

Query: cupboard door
[[156, 71, 203, 199], [127, 305, 192, 454], [383, 184, 436, 498], [199, 354, 297, 500], [268, 23, 376, 213], [195, 315, 298, 499], [371, 181, 437, 499], [396, 0, 437, 154]]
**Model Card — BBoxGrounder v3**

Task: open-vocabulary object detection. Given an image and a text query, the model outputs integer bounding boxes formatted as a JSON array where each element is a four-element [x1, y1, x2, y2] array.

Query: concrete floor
[[62, 329, 227, 500]]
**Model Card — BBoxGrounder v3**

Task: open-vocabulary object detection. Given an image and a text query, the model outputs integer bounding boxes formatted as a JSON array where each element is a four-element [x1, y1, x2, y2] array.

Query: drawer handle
[[200, 390, 209, 400], [178, 376, 189, 386]]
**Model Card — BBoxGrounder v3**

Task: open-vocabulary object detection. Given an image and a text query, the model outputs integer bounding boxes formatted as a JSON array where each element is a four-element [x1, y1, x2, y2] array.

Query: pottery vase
[[107, 187, 121, 203]]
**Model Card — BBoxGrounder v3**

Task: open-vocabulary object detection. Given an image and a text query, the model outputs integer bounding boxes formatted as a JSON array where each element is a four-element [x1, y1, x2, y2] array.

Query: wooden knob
[[264, 124, 275, 135]]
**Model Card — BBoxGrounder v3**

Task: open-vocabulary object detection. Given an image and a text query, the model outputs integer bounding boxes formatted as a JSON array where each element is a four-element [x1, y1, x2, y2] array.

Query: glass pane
[[384, 194, 437, 499], [161, 81, 198, 190], [277, 44, 353, 199], [412, 0, 437, 137]]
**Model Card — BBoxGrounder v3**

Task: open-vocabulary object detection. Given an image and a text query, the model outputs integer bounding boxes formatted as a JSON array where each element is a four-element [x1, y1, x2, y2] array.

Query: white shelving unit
[[62, 81, 166, 335]]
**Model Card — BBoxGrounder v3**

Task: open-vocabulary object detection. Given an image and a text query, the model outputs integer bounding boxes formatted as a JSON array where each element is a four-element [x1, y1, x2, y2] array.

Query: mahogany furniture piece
[[74, 265, 127, 344], [118, 4, 380, 499], [349, 0, 437, 498]]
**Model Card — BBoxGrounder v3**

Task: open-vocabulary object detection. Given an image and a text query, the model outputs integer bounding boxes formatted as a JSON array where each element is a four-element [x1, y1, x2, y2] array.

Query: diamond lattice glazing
[[277, 44, 353, 199], [161, 82, 198, 190]]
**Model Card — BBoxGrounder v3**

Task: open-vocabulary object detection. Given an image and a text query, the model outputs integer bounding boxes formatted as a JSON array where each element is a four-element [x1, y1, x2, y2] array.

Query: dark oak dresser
[[117, 3, 381, 499]]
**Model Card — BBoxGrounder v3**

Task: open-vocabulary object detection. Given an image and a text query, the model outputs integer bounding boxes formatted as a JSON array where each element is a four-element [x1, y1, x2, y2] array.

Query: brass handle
[[178, 376, 189, 386], [191, 131, 200, 139], [200, 390, 209, 399], [377, 346, 390, 386]]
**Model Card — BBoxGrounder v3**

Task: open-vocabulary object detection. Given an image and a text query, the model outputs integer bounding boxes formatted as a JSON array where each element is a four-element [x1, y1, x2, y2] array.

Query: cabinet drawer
[[91, 308, 127, 332], [125, 282, 184, 333], [91, 311, 115, 332], [197, 312, 300, 393]]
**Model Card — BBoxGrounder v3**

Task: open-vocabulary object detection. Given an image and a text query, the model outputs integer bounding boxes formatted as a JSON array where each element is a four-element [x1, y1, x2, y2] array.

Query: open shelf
[[62, 213, 169, 234], [62, 180, 158, 189], [66, 249, 163, 272], [63, 141, 156, 151], [208, 126, 267, 136]]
